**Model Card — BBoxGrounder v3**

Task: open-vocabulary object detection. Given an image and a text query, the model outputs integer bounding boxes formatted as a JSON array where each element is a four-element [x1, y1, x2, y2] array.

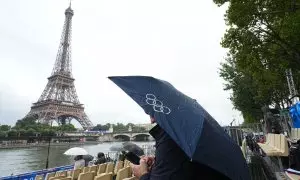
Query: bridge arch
[[132, 133, 150, 141], [113, 134, 130, 141]]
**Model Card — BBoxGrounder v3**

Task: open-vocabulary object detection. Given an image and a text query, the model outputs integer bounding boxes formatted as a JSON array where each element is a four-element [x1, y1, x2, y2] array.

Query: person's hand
[[130, 159, 149, 178], [141, 156, 155, 169]]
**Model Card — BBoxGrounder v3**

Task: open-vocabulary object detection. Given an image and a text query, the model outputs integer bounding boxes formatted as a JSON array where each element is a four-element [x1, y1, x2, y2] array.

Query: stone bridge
[[113, 132, 152, 141]]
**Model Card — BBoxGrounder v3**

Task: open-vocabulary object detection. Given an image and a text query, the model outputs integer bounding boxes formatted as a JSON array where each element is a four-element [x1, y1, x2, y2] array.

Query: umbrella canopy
[[110, 144, 124, 152], [83, 155, 94, 161], [109, 76, 250, 180], [109, 142, 145, 156], [64, 147, 88, 156], [122, 142, 144, 156]]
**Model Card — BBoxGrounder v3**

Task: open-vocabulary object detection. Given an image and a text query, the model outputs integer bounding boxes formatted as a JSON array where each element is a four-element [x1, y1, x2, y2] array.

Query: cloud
[[0, 0, 242, 127]]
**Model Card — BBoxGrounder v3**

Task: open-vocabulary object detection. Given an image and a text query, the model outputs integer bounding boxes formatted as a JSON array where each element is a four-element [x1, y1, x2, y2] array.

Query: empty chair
[[114, 161, 124, 174], [49, 176, 67, 180], [90, 165, 98, 173], [59, 178, 72, 180], [123, 160, 128, 167], [35, 175, 44, 180], [45, 172, 56, 180], [105, 163, 114, 174], [83, 167, 90, 173], [258, 133, 289, 156], [94, 173, 113, 180], [116, 167, 130, 180], [124, 160, 131, 167], [71, 168, 82, 180], [264, 134, 271, 145], [97, 163, 107, 175], [55, 171, 67, 177], [279, 134, 289, 156], [78, 172, 95, 180], [67, 170, 73, 177], [128, 166, 132, 177]]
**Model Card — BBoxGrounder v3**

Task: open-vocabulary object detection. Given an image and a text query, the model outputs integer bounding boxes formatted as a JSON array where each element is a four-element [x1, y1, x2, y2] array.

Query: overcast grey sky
[[0, 0, 242, 127]]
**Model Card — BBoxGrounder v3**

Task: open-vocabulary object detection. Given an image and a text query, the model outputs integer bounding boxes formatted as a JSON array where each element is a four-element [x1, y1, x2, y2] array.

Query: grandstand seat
[[258, 133, 288, 157]]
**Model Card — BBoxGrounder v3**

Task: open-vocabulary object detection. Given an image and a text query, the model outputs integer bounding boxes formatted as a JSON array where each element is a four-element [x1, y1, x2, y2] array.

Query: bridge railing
[[112, 131, 150, 133]]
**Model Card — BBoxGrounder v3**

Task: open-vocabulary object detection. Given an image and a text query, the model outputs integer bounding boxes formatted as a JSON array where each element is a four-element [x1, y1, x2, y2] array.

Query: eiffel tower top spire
[[51, 4, 74, 77]]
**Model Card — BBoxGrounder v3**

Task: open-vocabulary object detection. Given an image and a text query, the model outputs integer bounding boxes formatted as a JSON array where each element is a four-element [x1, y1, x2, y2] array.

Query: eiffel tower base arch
[[25, 101, 93, 130]]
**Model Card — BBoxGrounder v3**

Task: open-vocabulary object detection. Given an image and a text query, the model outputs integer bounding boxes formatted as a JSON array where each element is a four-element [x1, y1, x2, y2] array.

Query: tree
[[40, 129, 56, 137], [18, 129, 26, 137], [132, 126, 147, 132], [25, 128, 36, 137], [214, 0, 300, 123], [126, 123, 134, 127], [0, 125, 10, 131], [59, 124, 76, 132], [7, 130, 18, 137], [15, 116, 37, 130], [0, 131, 7, 138], [113, 123, 128, 132], [92, 124, 110, 131]]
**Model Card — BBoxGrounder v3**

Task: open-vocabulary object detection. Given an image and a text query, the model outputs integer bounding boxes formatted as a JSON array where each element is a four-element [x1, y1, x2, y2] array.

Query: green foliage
[[92, 123, 147, 132], [40, 129, 56, 137], [18, 129, 26, 136], [2, 116, 148, 139], [92, 123, 110, 131], [26, 128, 36, 137], [113, 123, 128, 132], [2, 116, 77, 139], [58, 124, 76, 132], [0, 125, 10, 131], [7, 130, 18, 137], [15, 117, 37, 130], [0, 131, 7, 138], [214, 0, 300, 123]]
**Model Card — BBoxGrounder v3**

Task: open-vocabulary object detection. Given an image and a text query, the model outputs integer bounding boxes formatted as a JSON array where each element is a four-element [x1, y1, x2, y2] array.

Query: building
[[135, 123, 156, 131]]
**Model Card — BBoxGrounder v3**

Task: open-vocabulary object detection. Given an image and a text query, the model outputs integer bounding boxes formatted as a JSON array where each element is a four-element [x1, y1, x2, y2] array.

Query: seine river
[[0, 141, 155, 177]]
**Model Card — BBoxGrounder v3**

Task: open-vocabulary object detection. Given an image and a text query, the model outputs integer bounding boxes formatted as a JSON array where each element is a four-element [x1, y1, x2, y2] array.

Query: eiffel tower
[[25, 4, 93, 130]]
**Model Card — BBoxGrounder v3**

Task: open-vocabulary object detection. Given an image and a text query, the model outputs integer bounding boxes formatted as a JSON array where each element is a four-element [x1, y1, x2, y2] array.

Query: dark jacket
[[140, 125, 229, 180], [94, 156, 106, 165]]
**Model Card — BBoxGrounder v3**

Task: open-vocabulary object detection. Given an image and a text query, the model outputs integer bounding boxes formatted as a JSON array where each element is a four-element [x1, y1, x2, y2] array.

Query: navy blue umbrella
[[109, 76, 250, 180]]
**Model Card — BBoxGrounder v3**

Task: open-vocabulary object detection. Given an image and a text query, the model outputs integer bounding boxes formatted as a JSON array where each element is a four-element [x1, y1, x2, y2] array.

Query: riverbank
[[0, 141, 102, 149]]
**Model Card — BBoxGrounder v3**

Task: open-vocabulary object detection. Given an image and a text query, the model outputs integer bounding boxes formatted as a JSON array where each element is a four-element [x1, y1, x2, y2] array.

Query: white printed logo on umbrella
[[146, 94, 171, 114]]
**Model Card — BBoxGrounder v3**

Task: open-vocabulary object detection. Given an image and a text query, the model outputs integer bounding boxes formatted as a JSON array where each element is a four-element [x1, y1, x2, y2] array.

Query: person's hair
[[74, 155, 83, 161], [77, 155, 83, 159], [98, 152, 104, 158]]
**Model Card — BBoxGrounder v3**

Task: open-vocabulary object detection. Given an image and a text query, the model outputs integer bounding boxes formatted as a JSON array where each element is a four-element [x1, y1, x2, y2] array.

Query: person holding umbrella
[[109, 76, 250, 180], [64, 147, 88, 170], [73, 155, 85, 170], [131, 116, 230, 179]]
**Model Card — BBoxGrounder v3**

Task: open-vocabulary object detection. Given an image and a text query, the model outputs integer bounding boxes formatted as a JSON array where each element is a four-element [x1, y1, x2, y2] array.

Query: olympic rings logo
[[145, 94, 171, 114]]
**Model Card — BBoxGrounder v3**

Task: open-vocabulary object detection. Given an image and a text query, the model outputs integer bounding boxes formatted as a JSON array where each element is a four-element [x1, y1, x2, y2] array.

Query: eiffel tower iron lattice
[[25, 5, 93, 130]]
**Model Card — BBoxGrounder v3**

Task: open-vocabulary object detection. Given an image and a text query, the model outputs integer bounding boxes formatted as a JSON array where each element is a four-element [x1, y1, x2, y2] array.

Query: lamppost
[[45, 136, 51, 169]]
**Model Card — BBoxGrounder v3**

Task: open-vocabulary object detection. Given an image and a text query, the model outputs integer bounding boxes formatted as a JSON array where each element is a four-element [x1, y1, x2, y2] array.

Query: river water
[[0, 141, 155, 177]]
